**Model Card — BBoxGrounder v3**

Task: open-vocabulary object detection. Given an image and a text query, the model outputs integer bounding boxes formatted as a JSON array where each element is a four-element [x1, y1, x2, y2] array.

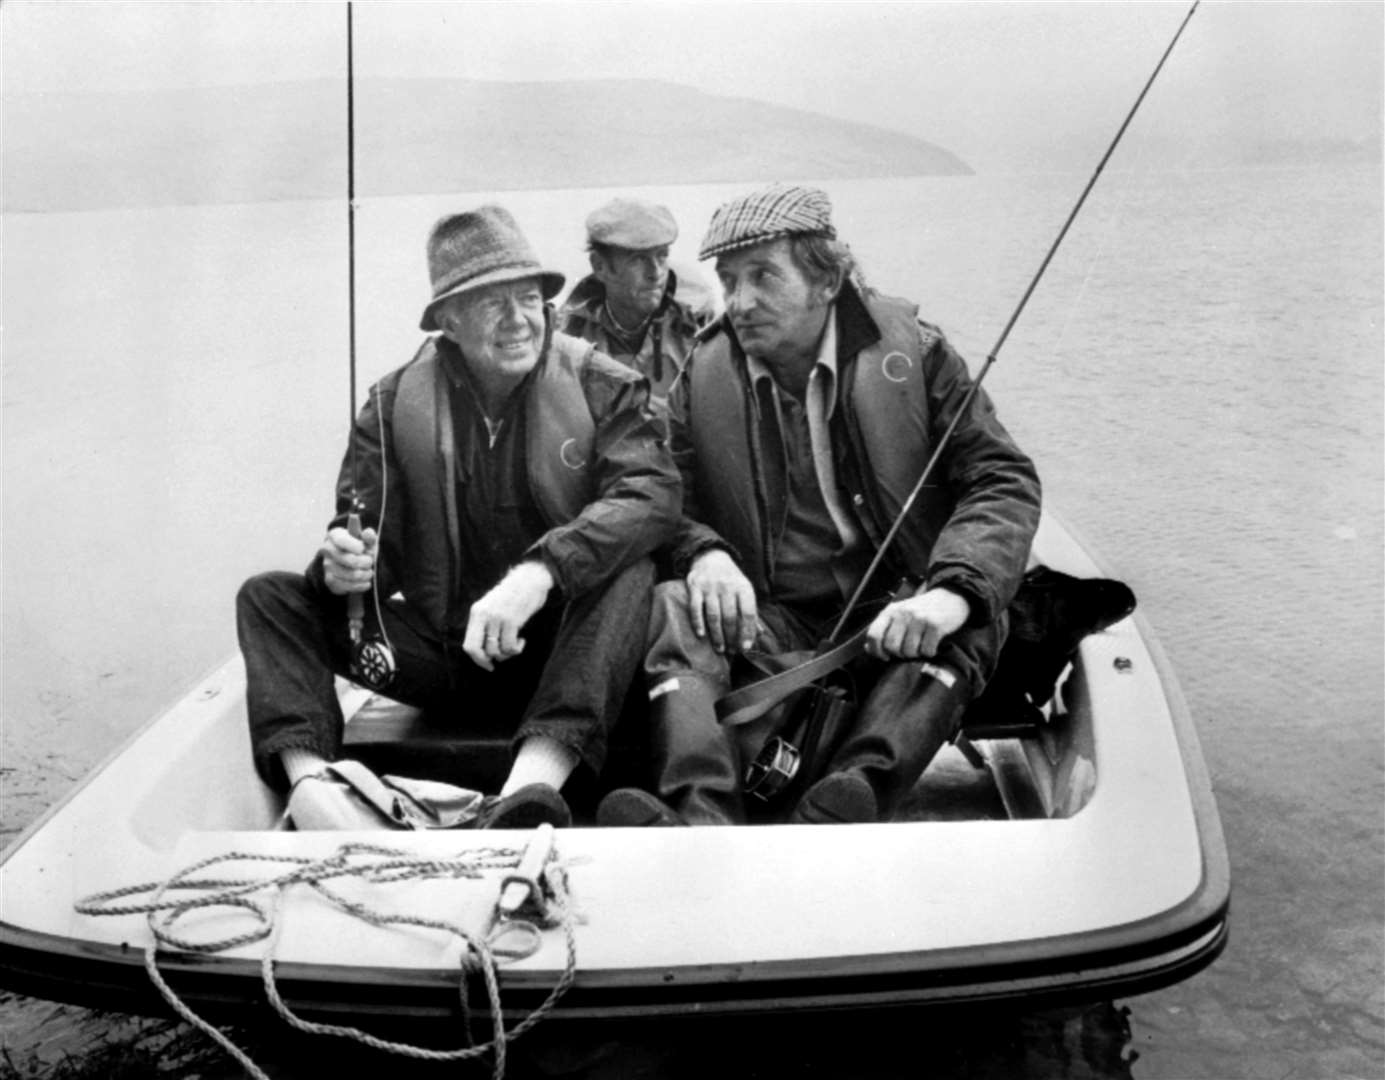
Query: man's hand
[[463, 561, 555, 671], [321, 526, 378, 595], [686, 549, 758, 653], [865, 586, 971, 661]]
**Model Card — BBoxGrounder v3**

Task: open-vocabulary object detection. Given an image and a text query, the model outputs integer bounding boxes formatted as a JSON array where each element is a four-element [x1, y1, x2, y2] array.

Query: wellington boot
[[789, 772, 878, 825], [646, 675, 746, 825], [821, 662, 972, 819], [596, 788, 687, 827]]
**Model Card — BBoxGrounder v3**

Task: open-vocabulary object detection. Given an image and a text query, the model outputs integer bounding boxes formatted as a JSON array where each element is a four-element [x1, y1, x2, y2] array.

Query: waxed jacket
[[558, 269, 717, 403], [319, 311, 681, 640], [667, 284, 1041, 628]]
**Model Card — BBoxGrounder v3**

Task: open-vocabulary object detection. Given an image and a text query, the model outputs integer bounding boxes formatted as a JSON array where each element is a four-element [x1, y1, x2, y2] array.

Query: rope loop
[[74, 836, 581, 1080]]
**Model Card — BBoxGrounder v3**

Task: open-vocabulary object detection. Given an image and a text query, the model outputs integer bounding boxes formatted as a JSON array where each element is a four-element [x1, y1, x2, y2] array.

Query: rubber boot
[[791, 662, 971, 823], [599, 676, 745, 826]]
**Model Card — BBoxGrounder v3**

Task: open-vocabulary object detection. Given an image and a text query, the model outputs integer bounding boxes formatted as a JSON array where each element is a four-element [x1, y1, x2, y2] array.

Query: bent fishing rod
[[825, 0, 1200, 646]]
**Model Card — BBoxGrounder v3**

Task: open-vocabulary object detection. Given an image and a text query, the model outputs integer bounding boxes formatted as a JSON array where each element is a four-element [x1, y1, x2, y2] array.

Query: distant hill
[[1, 78, 972, 213]]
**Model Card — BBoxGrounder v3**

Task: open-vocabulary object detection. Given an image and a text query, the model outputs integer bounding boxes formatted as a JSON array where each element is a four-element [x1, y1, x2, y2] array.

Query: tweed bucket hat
[[698, 183, 836, 261], [419, 206, 565, 332]]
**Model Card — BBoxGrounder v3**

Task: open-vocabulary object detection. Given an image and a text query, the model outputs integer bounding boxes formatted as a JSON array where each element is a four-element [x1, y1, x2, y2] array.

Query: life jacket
[[685, 291, 952, 591], [390, 332, 597, 635]]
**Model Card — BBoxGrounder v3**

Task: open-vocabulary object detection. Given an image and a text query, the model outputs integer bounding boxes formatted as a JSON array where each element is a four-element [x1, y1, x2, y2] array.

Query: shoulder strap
[[716, 628, 869, 728]]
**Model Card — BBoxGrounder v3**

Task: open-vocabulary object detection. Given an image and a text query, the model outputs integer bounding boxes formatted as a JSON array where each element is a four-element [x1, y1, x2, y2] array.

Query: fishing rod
[[825, 0, 1200, 645], [343, 1, 395, 690], [345, 0, 364, 650]]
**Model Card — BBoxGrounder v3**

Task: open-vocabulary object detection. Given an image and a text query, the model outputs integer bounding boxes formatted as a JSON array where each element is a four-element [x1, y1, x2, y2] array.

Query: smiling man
[[598, 184, 1041, 827], [237, 205, 680, 830], [559, 197, 716, 407]]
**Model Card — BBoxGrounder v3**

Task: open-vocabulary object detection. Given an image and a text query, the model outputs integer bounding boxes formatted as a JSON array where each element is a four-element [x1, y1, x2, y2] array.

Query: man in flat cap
[[559, 197, 716, 407], [237, 205, 681, 830], [598, 184, 1041, 827]]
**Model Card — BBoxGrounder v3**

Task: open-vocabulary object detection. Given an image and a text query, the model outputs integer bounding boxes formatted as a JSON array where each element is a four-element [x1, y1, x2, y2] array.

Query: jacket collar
[[833, 280, 881, 363]]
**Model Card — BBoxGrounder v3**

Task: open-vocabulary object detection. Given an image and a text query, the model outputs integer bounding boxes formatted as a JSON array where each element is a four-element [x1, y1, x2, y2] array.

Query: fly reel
[[744, 736, 802, 802], [742, 685, 854, 804], [352, 637, 397, 692]]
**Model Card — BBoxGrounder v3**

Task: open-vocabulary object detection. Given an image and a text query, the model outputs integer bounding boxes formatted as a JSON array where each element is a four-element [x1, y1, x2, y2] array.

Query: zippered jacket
[[319, 314, 681, 639], [558, 268, 716, 403], [667, 284, 1040, 628]]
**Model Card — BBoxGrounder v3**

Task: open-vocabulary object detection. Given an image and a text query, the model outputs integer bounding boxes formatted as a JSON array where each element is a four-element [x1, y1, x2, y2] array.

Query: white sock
[[280, 747, 330, 787], [501, 736, 578, 796]]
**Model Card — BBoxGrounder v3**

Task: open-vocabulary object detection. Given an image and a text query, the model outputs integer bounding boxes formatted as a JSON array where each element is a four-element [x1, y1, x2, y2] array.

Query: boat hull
[[0, 511, 1229, 1027]]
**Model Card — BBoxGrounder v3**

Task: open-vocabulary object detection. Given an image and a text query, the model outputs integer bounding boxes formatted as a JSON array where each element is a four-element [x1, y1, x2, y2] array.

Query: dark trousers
[[237, 559, 655, 791], [643, 582, 1008, 819]]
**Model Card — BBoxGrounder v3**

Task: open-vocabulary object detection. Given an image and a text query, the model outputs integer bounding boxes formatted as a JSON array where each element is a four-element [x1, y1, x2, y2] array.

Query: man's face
[[436, 278, 546, 379], [715, 238, 832, 362], [593, 245, 670, 319]]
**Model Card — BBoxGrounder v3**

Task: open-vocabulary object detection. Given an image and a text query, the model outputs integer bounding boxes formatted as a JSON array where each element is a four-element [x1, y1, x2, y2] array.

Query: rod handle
[[346, 512, 364, 643]]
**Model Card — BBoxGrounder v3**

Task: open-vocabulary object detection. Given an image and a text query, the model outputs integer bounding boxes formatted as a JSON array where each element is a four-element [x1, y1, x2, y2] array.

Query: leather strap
[[716, 628, 869, 728]]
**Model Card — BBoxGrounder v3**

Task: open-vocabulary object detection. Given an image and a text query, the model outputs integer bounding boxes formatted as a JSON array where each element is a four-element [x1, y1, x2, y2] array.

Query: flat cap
[[585, 198, 678, 250], [698, 183, 836, 261]]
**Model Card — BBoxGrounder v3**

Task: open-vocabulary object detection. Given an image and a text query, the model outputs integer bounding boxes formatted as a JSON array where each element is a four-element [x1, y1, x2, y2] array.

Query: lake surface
[[2, 163, 1381, 1077]]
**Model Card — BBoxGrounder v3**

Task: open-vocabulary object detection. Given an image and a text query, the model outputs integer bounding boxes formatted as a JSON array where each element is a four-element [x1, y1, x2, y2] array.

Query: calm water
[[2, 163, 1381, 1078]]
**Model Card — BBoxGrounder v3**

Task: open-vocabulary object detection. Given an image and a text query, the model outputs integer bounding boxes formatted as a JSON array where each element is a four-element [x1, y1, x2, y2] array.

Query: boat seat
[[340, 688, 652, 817], [343, 696, 514, 792], [958, 701, 1048, 742]]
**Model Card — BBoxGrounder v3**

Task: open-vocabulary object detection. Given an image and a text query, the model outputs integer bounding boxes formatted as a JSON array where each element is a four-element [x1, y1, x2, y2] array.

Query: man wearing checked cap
[[559, 197, 717, 407], [237, 205, 680, 831], [598, 184, 1042, 827]]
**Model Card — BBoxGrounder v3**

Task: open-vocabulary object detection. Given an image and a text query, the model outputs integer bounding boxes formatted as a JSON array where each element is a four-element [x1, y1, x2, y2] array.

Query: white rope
[[75, 840, 580, 1080]]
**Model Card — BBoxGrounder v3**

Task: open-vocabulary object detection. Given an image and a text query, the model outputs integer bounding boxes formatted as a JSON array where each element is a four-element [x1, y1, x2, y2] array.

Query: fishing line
[[1043, 189, 1127, 368], [364, 383, 397, 673], [826, 0, 1201, 645], [1045, 119, 1155, 366]]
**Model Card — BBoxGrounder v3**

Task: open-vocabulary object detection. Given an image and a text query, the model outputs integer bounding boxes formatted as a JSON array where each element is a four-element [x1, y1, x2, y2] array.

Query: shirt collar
[[745, 303, 839, 416]]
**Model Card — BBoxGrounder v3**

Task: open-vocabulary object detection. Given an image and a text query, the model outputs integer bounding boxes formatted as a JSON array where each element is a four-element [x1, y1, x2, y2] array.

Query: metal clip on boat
[[496, 823, 556, 923]]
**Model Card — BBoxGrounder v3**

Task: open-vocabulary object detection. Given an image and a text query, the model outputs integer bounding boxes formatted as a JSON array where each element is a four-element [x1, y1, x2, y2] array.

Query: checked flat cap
[[698, 183, 836, 261]]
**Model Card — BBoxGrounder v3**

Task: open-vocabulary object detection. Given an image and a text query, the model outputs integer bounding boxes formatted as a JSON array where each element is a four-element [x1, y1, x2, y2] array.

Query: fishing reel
[[351, 636, 397, 692], [743, 684, 854, 805], [744, 736, 802, 802], [345, 510, 396, 691]]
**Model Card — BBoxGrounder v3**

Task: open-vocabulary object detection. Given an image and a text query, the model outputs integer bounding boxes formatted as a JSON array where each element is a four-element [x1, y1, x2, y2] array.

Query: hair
[[787, 233, 865, 294]]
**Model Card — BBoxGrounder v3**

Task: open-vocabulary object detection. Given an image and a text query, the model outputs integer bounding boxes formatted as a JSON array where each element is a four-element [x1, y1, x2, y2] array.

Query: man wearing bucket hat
[[558, 197, 716, 406], [237, 205, 681, 830], [597, 184, 1041, 827]]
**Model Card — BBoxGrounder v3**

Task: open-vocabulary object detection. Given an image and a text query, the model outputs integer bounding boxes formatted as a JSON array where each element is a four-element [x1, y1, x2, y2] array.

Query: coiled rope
[[74, 839, 579, 1080]]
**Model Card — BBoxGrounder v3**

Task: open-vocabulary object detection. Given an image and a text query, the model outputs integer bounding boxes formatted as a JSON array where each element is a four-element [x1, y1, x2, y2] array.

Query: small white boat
[[0, 510, 1228, 1037]]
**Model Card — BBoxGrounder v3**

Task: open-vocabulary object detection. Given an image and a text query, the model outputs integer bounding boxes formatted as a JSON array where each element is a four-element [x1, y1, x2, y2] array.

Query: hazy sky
[[3, 1, 1381, 171]]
